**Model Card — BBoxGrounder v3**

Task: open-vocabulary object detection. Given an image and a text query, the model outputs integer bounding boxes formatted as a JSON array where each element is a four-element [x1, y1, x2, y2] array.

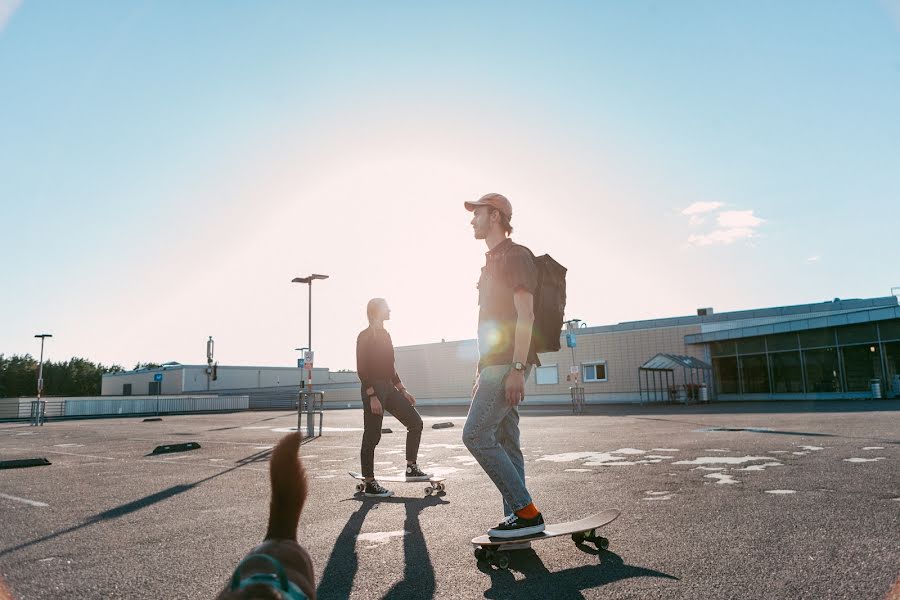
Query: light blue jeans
[[463, 364, 532, 516]]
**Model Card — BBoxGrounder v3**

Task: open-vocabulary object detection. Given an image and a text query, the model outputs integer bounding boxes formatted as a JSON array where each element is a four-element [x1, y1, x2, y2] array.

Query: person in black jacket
[[356, 298, 428, 497]]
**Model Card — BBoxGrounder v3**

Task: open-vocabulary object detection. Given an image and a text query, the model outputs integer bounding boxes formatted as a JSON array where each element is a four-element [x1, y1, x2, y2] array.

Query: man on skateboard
[[356, 298, 429, 498], [463, 193, 545, 539]]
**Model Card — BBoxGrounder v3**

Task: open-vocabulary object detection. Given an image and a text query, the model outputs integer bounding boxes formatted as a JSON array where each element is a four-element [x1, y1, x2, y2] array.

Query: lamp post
[[34, 334, 52, 400], [291, 274, 329, 352], [292, 274, 328, 403]]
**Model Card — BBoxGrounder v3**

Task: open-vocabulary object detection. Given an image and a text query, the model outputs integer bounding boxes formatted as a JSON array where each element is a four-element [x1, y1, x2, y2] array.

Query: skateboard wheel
[[436, 483, 445, 492], [424, 486, 433, 495], [474, 548, 487, 561], [597, 537, 610, 551], [355, 483, 364, 493], [496, 554, 509, 570], [572, 532, 585, 544]]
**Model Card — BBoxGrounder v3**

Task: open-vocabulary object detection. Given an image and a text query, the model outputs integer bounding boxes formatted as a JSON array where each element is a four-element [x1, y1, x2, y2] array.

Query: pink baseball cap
[[464, 193, 512, 218]]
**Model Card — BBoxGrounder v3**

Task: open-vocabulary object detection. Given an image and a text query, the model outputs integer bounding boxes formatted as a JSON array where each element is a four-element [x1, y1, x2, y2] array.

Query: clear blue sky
[[1, 1, 899, 371]]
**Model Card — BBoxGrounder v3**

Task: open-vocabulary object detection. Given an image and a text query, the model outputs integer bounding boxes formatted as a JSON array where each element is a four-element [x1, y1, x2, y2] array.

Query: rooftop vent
[[697, 307, 714, 317]]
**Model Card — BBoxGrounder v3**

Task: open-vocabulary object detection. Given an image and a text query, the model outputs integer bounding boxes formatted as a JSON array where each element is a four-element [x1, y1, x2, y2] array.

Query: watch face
[[514, 362, 525, 371]]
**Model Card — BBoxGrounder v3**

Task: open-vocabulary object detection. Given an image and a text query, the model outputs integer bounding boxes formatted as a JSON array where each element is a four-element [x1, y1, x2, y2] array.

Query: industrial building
[[101, 295, 900, 407]]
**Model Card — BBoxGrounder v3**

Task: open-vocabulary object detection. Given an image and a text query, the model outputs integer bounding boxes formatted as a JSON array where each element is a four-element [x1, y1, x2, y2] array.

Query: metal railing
[[298, 391, 325, 439], [30, 400, 46, 426], [7, 395, 250, 422]]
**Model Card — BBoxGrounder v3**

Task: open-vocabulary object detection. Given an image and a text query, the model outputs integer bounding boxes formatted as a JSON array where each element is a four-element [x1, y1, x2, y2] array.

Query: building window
[[122, 383, 132, 396], [739, 354, 770, 394], [841, 344, 883, 391], [769, 351, 803, 393], [885, 341, 900, 393], [879, 319, 900, 342], [803, 347, 841, 392], [149, 381, 161, 395], [535, 365, 559, 385], [582, 362, 607, 382], [713, 356, 739, 393]]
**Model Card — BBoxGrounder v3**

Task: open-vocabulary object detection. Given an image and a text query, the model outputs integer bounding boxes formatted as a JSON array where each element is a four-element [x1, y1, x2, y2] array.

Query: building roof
[[639, 353, 712, 372], [684, 304, 900, 344], [571, 296, 898, 336]]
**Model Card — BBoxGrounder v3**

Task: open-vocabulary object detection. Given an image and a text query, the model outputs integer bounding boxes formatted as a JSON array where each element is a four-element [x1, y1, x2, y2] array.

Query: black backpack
[[503, 245, 566, 354], [530, 252, 568, 353]]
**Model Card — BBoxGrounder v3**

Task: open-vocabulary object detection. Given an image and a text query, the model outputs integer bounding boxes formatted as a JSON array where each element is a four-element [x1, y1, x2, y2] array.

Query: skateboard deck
[[348, 471, 447, 495], [472, 508, 620, 569]]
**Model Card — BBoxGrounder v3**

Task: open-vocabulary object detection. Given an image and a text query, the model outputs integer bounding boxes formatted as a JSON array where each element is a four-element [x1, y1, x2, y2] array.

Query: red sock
[[516, 502, 539, 519]]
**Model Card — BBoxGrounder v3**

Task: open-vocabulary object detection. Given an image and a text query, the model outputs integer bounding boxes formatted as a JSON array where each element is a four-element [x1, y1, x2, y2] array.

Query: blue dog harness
[[229, 553, 309, 599]]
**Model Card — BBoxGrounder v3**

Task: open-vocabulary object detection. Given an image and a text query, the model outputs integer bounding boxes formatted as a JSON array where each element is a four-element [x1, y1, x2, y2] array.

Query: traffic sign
[[154, 373, 163, 382]]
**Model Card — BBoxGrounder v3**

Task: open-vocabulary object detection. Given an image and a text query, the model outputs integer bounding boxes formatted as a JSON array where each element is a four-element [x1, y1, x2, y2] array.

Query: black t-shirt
[[356, 327, 401, 389], [476, 238, 541, 369]]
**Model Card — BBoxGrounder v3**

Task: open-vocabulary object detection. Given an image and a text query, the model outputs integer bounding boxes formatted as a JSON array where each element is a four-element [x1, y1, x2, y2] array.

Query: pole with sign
[[154, 372, 163, 415], [304, 350, 314, 395]]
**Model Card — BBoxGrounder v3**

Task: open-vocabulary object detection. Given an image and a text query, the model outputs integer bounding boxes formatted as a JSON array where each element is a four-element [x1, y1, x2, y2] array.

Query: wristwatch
[[512, 362, 526, 372]]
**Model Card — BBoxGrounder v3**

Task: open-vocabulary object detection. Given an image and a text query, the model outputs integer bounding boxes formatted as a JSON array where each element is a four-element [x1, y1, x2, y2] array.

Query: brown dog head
[[217, 432, 315, 599]]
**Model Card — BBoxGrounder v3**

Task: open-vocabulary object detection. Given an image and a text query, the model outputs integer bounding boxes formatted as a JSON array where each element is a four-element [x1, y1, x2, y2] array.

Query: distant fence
[[0, 395, 249, 421]]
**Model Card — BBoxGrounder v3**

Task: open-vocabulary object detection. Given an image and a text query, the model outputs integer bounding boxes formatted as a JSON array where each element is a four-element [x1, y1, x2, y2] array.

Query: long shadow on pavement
[[480, 548, 678, 600], [0, 447, 270, 558], [316, 494, 449, 600]]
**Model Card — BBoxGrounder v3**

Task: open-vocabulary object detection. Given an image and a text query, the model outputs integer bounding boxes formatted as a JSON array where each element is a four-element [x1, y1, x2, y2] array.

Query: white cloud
[[686, 209, 765, 247], [806, 255, 820, 263], [681, 201, 724, 216], [0, 0, 22, 34], [688, 228, 757, 247], [716, 210, 764, 229], [688, 215, 706, 226]]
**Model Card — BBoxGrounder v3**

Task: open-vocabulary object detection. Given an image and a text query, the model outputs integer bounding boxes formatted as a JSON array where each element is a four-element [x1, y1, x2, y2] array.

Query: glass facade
[[842, 344, 881, 391], [804, 347, 841, 392], [885, 341, 900, 394], [707, 318, 899, 397], [739, 354, 770, 393], [770, 351, 803, 393], [714, 356, 739, 393]]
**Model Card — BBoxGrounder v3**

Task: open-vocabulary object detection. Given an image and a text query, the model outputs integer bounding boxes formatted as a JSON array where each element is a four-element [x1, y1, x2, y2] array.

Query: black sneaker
[[363, 480, 394, 498], [488, 512, 545, 539], [405, 463, 430, 481]]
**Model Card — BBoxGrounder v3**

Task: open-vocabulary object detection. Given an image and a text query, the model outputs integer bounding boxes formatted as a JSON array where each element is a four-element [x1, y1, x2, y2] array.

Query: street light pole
[[34, 333, 52, 401], [292, 274, 329, 397], [291, 274, 329, 356]]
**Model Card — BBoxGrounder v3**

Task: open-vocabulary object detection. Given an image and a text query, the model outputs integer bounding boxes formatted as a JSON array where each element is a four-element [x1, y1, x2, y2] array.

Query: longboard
[[471, 508, 621, 569], [348, 471, 447, 496]]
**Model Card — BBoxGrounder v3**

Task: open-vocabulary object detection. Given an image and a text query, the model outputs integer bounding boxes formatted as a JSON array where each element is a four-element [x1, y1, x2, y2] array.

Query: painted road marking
[[674, 456, 771, 465], [704, 473, 739, 484], [843, 457, 886, 463], [0, 493, 49, 507], [765, 490, 797, 495]]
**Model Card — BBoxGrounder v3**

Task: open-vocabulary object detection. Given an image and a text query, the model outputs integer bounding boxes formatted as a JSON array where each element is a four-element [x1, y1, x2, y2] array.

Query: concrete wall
[[391, 324, 703, 404], [102, 366, 335, 396]]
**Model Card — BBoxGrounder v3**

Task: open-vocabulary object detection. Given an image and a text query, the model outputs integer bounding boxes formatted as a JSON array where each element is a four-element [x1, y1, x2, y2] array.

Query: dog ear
[[264, 432, 307, 541]]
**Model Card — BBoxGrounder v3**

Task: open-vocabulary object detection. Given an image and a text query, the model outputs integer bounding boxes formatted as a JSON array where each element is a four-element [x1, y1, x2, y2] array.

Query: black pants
[[361, 381, 423, 478]]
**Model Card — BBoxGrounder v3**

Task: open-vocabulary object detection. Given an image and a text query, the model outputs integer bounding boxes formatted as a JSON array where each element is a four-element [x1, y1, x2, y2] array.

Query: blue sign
[[153, 373, 163, 382], [566, 333, 577, 348], [298, 359, 305, 369]]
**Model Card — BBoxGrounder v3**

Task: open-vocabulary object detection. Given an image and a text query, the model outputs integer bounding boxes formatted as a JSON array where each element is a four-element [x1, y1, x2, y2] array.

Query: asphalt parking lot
[[1, 401, 898, 599]]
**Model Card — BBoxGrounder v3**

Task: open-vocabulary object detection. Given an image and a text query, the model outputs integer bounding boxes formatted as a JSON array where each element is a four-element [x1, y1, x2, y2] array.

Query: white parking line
[[0, 493, 49, 507]]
